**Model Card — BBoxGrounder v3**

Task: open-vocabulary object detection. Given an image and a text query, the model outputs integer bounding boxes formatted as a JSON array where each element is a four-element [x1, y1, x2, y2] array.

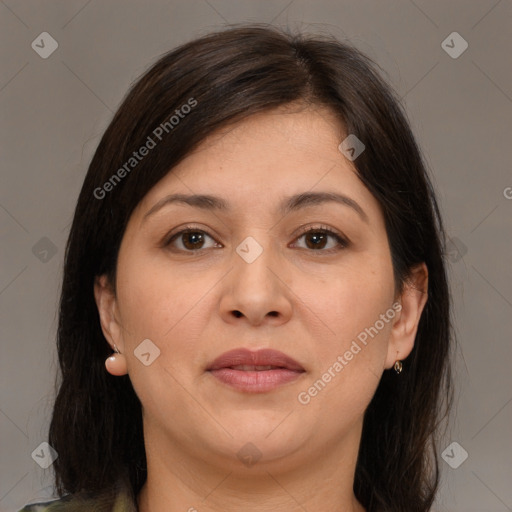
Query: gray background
[[1, 1, 511, 511]]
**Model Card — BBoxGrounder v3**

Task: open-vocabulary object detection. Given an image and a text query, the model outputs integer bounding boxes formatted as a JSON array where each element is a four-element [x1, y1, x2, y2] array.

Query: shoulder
[[17, 496, 106, 511], [18, 485, 137, 512], [18, 496, 72, 511]]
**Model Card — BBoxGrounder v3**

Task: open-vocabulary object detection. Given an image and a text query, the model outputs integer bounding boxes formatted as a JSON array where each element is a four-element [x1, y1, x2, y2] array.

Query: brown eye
[[292, 226, 349, 252], [165, 228, 220, 252], [304, 232, 329, 249], [180, 231, 206, 250]]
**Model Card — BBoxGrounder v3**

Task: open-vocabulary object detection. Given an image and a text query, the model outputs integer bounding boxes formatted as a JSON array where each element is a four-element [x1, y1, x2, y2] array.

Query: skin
[[95, 102, 428, 512]]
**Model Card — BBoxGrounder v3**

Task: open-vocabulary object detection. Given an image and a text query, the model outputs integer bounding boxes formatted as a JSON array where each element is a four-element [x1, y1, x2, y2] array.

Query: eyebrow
[[143, 191, 369, 223]]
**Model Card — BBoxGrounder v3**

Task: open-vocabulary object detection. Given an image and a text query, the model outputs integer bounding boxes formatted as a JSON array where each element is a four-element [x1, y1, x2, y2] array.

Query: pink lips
[[206, 348, 305, 393]]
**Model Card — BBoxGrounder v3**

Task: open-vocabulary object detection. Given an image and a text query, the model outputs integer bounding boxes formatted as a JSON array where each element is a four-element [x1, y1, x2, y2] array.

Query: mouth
[[206, 348, 305, 393], [228, 365, 291, 371]]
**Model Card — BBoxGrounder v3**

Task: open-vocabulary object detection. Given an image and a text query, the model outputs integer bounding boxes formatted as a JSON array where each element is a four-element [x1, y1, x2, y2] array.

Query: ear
[[385, 262, 428, 369], [93, 274, 125, 358]]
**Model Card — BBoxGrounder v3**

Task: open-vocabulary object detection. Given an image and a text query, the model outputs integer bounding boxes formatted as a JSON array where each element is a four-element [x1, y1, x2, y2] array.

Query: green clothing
[[18, 481, 137, 512]]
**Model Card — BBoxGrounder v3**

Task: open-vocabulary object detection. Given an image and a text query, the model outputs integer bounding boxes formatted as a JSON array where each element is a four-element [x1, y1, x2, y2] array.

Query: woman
[[20, 23, 453, 512]]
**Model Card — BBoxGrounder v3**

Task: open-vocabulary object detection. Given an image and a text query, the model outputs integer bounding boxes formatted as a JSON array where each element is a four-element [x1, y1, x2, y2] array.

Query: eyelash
[[163, 224, 349, 254]]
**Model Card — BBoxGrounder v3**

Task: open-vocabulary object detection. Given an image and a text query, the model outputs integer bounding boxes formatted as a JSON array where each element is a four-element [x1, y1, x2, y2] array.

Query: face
[[95, 103, 427, 475]]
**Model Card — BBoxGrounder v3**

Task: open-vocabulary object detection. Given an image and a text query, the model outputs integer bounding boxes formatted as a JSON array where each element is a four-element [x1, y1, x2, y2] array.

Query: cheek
[[294, 261, 395, 404], [115, 253, 213, 384], [297, 291, 393, 426], [116, 251, 205, 338], [114, 260, 206, 415], [298, 256, 394, 339]]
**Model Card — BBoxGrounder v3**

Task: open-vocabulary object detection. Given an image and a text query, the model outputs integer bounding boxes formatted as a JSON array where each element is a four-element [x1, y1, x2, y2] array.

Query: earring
[[105, 343, 127, 376], [393, 360, 403, 374]]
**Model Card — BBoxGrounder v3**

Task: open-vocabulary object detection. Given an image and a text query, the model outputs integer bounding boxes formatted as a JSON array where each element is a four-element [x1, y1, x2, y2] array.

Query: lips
[[206, 348, 305, 393], [206, 348, 304, 372]]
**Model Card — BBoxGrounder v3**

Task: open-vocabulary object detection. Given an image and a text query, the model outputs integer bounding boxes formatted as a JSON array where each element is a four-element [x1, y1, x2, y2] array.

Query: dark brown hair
[[49, 23, 453, 511]]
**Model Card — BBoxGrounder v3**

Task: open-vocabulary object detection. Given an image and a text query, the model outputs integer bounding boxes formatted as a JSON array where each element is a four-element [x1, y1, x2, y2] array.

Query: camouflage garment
[[18, 480, 138, 512]]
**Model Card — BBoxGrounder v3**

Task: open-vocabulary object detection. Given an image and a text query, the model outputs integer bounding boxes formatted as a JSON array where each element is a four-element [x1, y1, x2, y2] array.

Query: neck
[[137, 419, 366, 512]]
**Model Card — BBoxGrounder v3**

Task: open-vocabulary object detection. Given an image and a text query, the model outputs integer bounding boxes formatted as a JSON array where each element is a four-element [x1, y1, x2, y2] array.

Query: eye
[[164, 226, 221, 252], [291, 225, 349, 252], [163, 224, 349, 253]]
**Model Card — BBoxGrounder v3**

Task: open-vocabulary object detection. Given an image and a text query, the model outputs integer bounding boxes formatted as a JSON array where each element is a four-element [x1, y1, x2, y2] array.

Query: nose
[[218, 236, 293, 327]]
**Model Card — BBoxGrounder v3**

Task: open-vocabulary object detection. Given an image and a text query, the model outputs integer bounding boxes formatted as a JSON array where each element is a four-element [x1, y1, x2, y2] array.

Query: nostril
[[233, 310, 243, 318]]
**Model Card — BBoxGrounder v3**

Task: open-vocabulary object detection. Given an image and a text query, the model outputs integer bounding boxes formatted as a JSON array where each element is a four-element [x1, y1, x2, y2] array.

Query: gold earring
[[394, 360, 403, 374]]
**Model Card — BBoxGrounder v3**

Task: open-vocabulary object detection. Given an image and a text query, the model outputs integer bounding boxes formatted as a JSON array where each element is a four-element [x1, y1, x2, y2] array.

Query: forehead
[[186, 104, 347, 166], [131, 105, 382, 227]]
